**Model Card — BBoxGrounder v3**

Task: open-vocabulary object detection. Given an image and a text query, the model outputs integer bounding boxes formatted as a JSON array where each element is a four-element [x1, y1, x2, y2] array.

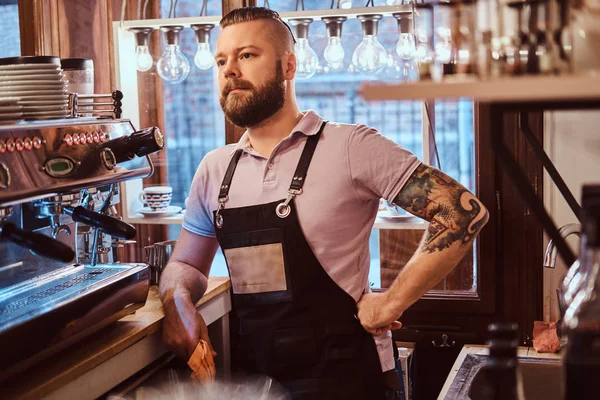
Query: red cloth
[[532, 321, 561, 353], [187, 340, 216, 382]]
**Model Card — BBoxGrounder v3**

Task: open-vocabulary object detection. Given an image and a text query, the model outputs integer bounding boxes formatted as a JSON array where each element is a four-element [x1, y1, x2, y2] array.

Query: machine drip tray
[[0, 263, 150, 382]]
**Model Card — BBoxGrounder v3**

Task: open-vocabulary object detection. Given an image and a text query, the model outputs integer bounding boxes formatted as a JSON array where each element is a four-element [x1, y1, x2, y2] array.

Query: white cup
[[139, 186, 173, 211]]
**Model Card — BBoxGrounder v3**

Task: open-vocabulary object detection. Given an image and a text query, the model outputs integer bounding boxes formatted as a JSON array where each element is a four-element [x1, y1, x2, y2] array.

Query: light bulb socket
[[289, 18, 313, 40], [357, 14, 383, 37], [129, 27, 154, 47], [322, 16, 347, 38], [160, 25, 184, 46], [393, 12, 413, 34], [191, 24, 214, 45]]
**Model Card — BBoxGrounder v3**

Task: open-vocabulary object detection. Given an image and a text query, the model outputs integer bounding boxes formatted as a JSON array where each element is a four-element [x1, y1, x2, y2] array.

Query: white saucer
[[377, 211, 415, 220], [138, 206, 182, 218], [0, 80, 64, 86], [0, 112, 23, 119], [0, 70, 62, 77], [0, 105, 23, 112], [0, 72, 65, 80], [0, 89, 67, 96], [9, 94, 68, 100], [0, 85, 66, 91], [18, 99, 69, 106], [0, 64, 60, 70]]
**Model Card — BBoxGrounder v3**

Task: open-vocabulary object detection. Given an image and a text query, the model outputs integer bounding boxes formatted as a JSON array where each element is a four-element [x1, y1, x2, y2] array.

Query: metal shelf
[[125, 212, 428, 230], [119, 5, 413, 29], [361, 75, 600, 103]]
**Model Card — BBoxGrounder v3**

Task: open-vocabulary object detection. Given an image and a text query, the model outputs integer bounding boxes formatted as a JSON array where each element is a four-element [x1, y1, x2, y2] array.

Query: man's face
[[215, 20, 288, 127]]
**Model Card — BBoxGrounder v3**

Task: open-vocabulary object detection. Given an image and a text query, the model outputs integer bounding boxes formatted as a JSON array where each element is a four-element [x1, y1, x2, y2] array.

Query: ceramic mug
[[139, 186, 173, 211]]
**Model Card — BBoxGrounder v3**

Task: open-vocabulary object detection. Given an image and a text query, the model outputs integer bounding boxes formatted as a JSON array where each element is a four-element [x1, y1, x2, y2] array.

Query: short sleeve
[[182, 158, 216, 238], [347, 124, 422, 202]]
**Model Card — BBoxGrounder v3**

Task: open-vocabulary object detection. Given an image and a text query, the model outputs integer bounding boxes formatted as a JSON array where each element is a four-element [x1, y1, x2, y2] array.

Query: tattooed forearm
[[393, 164, 489, 253]]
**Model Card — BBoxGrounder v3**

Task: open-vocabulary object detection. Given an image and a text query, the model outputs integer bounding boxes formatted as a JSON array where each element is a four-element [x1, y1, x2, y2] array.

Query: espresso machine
[[0, 110, 164, 381]]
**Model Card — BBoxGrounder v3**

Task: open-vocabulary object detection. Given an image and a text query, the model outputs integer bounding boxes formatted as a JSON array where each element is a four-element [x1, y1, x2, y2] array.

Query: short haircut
[[220, 7, 296, 55]]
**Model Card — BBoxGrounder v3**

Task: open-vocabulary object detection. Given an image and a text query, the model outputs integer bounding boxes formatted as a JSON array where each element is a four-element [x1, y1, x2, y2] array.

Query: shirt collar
[[228, 110, 323, 155]]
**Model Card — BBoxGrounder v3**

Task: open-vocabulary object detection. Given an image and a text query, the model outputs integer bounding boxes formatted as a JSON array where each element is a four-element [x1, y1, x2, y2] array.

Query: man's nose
[[222, 60, 239, 78]]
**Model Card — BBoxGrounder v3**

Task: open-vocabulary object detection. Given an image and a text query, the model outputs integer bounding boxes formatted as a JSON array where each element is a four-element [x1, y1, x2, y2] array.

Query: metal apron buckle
[[215, 196, 228, 228], [276, 189, 302, 219]]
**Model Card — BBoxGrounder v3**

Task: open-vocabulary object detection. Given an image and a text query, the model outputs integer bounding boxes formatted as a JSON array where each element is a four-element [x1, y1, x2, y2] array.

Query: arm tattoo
[[393, 164, 489, 253]]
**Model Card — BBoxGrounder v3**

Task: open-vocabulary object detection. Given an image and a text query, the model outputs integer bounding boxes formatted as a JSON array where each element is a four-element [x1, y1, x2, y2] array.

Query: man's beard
[[220, 60, 285, 128]]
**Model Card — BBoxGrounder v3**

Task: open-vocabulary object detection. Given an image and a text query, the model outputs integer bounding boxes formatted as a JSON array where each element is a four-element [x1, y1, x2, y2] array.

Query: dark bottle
[[469, 322, 525, 400], [563, 184, 600, 400]]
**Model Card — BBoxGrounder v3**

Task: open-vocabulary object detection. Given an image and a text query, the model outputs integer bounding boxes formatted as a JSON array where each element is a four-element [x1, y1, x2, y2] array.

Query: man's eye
[[216, 60, 226, 67], [241, 53, 253, 59]]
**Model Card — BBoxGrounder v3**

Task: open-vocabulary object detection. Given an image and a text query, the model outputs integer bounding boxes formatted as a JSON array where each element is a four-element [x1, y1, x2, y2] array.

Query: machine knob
[[101, 126, 164, 164], [32, 137, 42, 150], [101, 148, 116, 170]]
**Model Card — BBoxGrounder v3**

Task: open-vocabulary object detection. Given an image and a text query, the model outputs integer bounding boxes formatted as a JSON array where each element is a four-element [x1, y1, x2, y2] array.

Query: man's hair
[[220, 7, 296, 54]]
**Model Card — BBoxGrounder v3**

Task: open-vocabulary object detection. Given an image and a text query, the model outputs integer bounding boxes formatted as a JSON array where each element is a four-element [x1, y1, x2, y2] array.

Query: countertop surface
[[0, 276, 231, 399], [438, 344, 562, 400]]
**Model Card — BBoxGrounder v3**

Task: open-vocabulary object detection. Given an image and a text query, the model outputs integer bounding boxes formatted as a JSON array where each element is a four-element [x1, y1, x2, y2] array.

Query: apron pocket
[[269, 328, 318, 376], [221, 228, 293, 305], [324, 324, 363, 361], [224, 242, 287, 294]]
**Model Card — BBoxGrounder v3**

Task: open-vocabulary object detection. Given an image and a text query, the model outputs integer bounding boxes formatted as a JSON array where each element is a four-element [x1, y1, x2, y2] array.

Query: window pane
[[379, 100, 476, 293], [0, 1, 20, 58]]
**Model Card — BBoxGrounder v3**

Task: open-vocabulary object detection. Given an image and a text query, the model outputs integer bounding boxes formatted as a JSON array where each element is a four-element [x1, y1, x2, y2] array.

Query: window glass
[[0, 0, 21, 58]]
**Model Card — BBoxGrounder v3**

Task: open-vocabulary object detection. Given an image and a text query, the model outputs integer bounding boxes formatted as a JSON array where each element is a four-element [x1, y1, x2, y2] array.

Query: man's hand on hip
[[356, 292, 403, 336]]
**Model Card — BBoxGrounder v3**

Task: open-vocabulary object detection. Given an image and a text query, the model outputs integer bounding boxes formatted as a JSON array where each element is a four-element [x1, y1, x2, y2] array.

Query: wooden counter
[[1, 277, 231, 400]]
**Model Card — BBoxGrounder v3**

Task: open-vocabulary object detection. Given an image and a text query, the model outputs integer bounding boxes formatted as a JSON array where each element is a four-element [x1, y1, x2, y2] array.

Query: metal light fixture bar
[[119, 5, 414, 29]]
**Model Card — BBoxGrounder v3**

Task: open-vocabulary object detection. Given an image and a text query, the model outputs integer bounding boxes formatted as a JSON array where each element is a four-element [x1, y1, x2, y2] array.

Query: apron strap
[[219, 149, 244, 202], [289, 121, 327, 193], [218, 120, 327, 204]]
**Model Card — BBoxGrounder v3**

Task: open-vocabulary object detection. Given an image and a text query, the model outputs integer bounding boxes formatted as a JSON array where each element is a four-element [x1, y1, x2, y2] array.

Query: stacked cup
[[139, 186, 173, 211]]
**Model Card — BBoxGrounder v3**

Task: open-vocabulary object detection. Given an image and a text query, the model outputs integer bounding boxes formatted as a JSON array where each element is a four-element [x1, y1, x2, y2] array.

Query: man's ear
[[283, 52, 297, 80]]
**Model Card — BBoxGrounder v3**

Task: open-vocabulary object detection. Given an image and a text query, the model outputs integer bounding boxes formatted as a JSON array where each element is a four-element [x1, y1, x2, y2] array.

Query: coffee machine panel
[[0, 117, 163, 382]]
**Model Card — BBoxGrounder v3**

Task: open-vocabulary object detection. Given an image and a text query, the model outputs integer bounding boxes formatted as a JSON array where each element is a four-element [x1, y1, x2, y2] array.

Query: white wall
[[543, 110, 600, 322]]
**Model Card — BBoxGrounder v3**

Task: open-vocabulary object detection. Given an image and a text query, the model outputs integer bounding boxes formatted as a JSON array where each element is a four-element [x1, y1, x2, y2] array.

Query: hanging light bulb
[[191, 24, 215, 70], [339, 0, 353, 9], [289, 19, 319, 79], [157, 26, 190, 84], [393, 12, 416, 60], [129, 27, 154, 72], [322, 16, 347, 69], [352, 15, 388, 75]]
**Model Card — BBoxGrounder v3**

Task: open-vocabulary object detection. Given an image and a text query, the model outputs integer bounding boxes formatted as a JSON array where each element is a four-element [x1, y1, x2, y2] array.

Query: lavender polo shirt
[[183, 110, 421, 372]]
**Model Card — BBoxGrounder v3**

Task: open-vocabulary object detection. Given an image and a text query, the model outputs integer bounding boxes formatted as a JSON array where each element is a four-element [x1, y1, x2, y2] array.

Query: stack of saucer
[[0, 97, 23, 123], [0, 56, 70, 122]]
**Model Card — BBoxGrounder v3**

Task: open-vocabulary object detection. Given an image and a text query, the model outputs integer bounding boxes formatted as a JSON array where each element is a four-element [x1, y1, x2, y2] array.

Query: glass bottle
[[570, 0, 600, 76], [563, 184, 600, 400], [415, 3, 435, 80], [437, 0, 477, 78], [469, 323, 525, 400], [529, 0, 553, 75]]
